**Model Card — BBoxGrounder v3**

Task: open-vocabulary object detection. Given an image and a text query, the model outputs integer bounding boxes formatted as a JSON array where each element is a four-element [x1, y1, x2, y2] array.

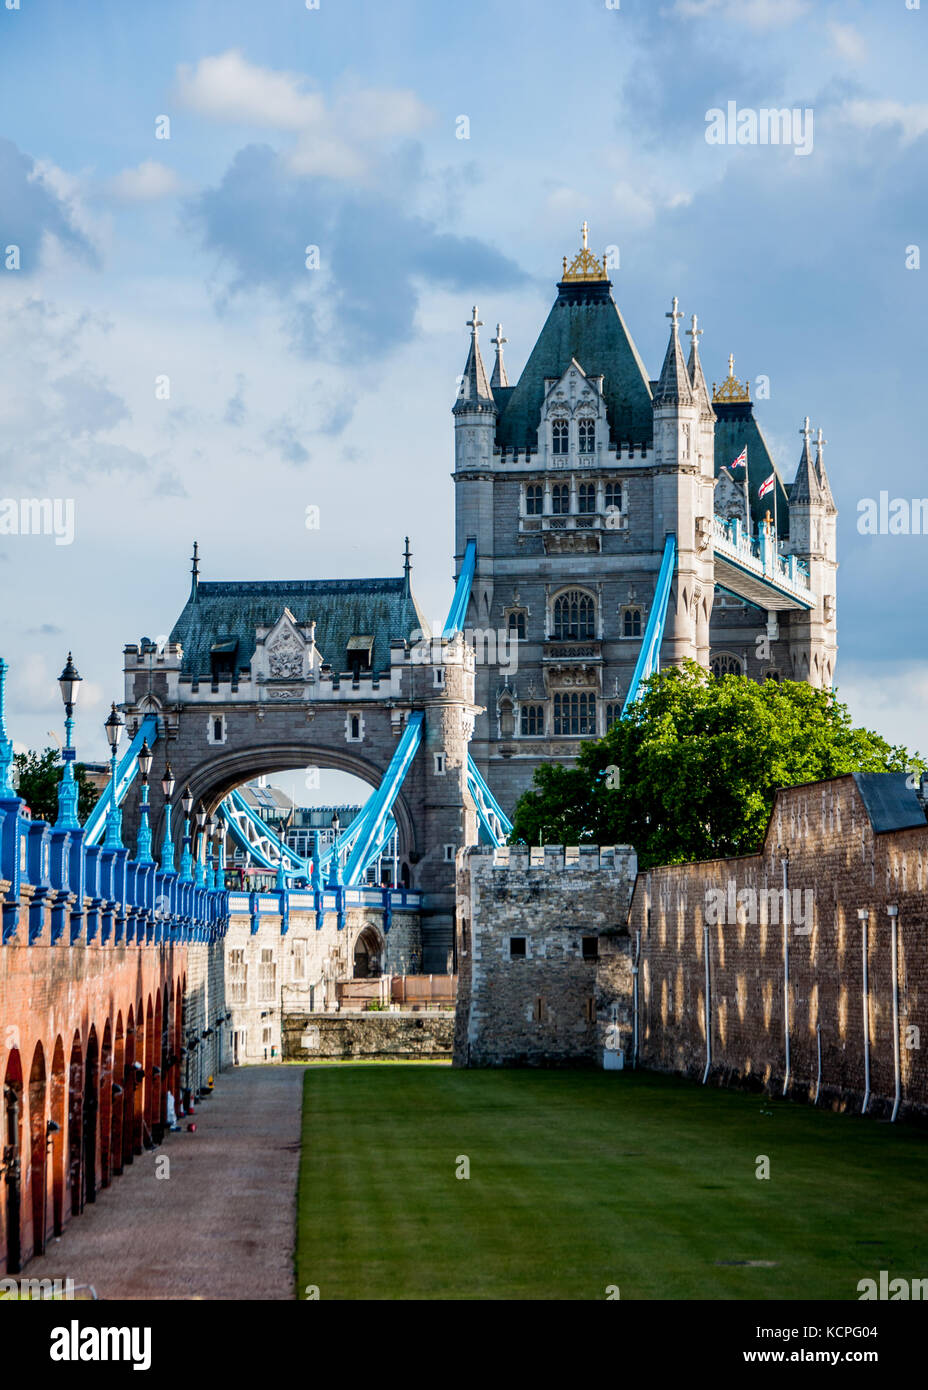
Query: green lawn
[[295, 1065, 928, 1300]]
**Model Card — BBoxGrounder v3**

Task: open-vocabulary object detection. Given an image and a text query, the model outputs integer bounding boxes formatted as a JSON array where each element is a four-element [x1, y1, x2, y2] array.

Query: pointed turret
[[815, 427, 836, 512], [653, 297, 694, 407], [685, 314, 715, 420], [453, 306, 495, 415], [190, 540, 200, 603], [490, 324, 509, 389], [790, 416, 821, 505]]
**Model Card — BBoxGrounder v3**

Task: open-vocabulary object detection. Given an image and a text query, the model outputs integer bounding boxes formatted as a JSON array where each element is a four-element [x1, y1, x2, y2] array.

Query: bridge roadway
[[24, 1065, 306, 1301]]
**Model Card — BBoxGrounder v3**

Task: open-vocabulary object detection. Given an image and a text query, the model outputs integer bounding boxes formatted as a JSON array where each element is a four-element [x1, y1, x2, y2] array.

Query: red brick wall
[[628, 776, 928, 1117]]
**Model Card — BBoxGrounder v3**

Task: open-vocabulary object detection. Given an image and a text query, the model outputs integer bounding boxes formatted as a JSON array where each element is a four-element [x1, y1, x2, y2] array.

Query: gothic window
[[525, 484, 543, 515], [520, 703, 545, 736], [508, 610, 526, 640], [578, 419, 596, 454], [623, 608, 642, 638], [605, 702, 622, 728], [604, 481, 623, 512], [552, 419, 569, 455], [578, 482, 596, 514], [711, 653, 743, 677], [553, 589, 595, 640], [258, 948, 276, 1003], [763, 669, 781, 683], [552, 483, 570, 515], [553, 691, 596, 736], [213, 717, 222, 742]]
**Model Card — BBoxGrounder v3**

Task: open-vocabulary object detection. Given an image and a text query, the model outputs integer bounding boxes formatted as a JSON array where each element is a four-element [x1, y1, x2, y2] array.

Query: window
[[525, 484, 543, 515], [433, 667, 445, 687], [711, 654, 743, 677], [508, 611, 526, 640], [604, 481, 623, 512], [510, 936, 526, 958], [584, 997, 596, 1023], [262, 1027, 272, 1046], [350, 714, 360, 739], [434, 753, 446, 775], [623, 608, 642, 638], [553, 691, 596, 736], [443, 844, 456, 862], [213, 718, 222, 742], [229, 949, 247, 1005], [520, 703, 545, 736], [552, 483, 570, 514], [553, 590, 595, 640], [578, 482, 596, 514], [578, 419, 595, 453], [258, 948, 276, 1003], [582, 936, 599, 960], [346, 711, 364, 741], [461, 923, 469, 953], [292, 939, 306, 981], [605, 702, 621, 728], [533, 997, 546, 1022], [552, 419, 568, 455]]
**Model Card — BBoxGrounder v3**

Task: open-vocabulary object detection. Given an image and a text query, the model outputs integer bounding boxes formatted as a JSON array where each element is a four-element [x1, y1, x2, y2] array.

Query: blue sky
[[1, 0, 927, 785]]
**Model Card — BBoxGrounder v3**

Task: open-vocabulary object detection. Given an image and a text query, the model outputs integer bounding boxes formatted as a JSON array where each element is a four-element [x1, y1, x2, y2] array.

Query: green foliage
[[510, 663, 922, 869], [12, 747, 99, 825]]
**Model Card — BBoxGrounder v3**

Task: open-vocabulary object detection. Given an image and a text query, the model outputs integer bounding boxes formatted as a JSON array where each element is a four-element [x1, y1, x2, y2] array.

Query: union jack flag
[[731, 447, 747, 470], [758, 473, 775, 499]]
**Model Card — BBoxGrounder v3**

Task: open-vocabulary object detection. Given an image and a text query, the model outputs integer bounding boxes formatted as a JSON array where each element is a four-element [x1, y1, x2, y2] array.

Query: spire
[[653, 297, 693, 407], [403, 536, 412, 595], [490, 324, 509, 389], [561, 221, 609, 284], [453, 305, 495, 414], [190, 541, 200, 602], [685, 313, 715, 419], [815, 427, 836, 512], [790, 416, 822, 505]]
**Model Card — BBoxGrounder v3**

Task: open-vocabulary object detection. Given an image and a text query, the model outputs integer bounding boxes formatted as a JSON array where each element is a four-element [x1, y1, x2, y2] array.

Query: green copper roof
[[170, 577, 427, 679], [495, 280, 654, 450], [714, 402, 790, 539]]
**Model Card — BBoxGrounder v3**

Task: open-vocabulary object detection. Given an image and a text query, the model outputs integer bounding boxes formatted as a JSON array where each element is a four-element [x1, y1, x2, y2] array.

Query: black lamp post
[[102, 704, 124, 849], [55, 652, 83, 830], [160, 761, 176, 872]]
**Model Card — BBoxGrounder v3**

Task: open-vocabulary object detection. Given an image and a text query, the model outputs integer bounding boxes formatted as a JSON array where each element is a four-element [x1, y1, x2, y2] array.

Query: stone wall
[[283, 1011, 454, 1060], [453, 844, 638, 1067]]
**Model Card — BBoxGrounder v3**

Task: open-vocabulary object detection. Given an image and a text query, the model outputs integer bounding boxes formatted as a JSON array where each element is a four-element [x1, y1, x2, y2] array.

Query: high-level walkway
[[27, 1065, 306, 1300]]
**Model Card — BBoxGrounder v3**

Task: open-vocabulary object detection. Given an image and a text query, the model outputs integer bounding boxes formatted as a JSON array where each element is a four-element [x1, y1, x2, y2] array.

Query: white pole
[[702, 924, 711, 1085], [889, 906, 902, 1123], [782, 854, 791, 1096], [859, 909, 871, 1114], [632, 930, 640, 1069]]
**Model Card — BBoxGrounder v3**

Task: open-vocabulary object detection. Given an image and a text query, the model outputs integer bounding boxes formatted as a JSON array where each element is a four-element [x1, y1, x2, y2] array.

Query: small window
[[604, 481, 623, 511], [584, 997, 596, 1023], [443, 844, 456, 862], [552, 483, 570, 514], [711, 654, 743, 678], [510, 936, 526, 958], [623, 608, 642, 638], [258, 949, 276, 1003], [578, 482, 596, 514], [433, 667, 446, 687], [434, 752, 446, 775], [520, 703, 545, 737], [525, 485, 543, 516], [605, 702, 622, 729], [533, 996, 546, 1022], [582, 936, 599, 960], [350, 715, 360, 739], [552, 419, 568, 455], [292, 939, 306, 980], [578, 419, 595, 453], [213, 717, 222, 741], [508, 611, 526, 640]]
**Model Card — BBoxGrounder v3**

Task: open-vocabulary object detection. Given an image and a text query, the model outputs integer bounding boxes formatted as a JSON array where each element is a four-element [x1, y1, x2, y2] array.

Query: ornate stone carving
[[268, 632, 305, 680]]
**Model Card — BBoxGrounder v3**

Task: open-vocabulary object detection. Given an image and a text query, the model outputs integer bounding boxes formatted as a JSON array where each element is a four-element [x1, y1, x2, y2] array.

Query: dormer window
[[578, 419, 595, 453], [552, 419, 569, 455]]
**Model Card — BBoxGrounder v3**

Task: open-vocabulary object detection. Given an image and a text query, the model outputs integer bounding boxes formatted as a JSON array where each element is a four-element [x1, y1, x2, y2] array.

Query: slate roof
[[713, 401, 790, 539], [495, 279, 654, 450], [852, 773, 927, 834], [169, 577, 427, 679]]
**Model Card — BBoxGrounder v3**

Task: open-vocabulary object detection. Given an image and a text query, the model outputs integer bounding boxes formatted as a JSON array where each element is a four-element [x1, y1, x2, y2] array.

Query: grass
[[294, 1066, 928, 1301]]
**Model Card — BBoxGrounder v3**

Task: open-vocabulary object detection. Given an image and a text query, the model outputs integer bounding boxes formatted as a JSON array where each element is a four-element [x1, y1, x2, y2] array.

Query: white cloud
[[838, 99, 928, 144], [674, 0, 807, 29], [174, 50, 432, 181], [837, 662, 928, 756], [827, 21, 867, 65], [107, 160, 182, 202]]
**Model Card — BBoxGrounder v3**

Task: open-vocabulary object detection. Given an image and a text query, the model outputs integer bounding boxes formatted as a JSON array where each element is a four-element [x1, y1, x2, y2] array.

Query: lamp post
[[135, 739, 154, 863], [331, 809, 341, 885], [160, 762, 176, 872], [55, 652, 82, 830], [206, 811, 217, 889], [102, 704, 124, 849], [179, 785, 194, 881], [195, 802, 207, 887]]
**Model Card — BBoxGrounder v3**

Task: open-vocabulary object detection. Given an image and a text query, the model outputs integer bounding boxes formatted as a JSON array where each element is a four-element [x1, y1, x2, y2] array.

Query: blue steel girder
[[83, 713, 160, 846], [343, 711, 423, 885], [622, 534, 676, 715]]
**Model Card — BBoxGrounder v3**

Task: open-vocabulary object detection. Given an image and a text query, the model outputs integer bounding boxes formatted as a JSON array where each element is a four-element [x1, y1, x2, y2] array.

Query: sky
[[1, 0, 927, 797]]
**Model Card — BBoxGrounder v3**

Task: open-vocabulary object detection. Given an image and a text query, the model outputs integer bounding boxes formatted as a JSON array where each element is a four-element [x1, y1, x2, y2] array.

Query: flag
[[758, 473, 775, 499], [731, 447, 747, 471]]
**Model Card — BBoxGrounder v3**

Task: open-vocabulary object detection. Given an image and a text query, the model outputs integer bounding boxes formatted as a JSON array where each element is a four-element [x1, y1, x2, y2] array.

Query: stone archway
[[28, 1043, 46, 1259], [67, 1033, 83, 1217], [49, 1037, 66, 1237], [83, 1027, 99, 1206], [3, 1049, 24, 1273], [353, 927, 384, 979]]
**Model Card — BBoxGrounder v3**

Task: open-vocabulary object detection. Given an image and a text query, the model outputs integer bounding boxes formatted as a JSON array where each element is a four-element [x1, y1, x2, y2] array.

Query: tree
[[12, 747, 100, 825], [510, 663, 922, 869]]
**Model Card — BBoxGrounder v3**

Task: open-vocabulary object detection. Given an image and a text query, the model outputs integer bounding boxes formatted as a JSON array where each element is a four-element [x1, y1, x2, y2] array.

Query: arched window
[[552, 419, 569, 455], [711, 653, 743, 677], [578, 482, 596, 513], [213, 717, 223, 742], [623, 608, 642, 638], [553, 590, 595, 640], [578, 419, 595, 454], [508, 611, 526, 640], [553, 691, 596, 736], [525, 484, 543, 515], [604, 481, 623, 511], [552, 483, 570, 515], [605, 702, 622, 728], [350, 715, 360, 740], [520, 703, 545, 736]]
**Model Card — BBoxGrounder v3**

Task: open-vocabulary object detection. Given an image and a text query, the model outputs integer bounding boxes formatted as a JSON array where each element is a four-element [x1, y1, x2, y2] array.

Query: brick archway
[[49, 1037, 66, 1237], [27, 1043, 46, 1258], [3, 1048, 24, 1273]]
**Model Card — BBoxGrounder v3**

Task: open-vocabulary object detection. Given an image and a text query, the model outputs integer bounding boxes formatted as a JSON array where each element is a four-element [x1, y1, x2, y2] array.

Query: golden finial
[[561, 221, 609, 283], [712, 351, 751, 404]]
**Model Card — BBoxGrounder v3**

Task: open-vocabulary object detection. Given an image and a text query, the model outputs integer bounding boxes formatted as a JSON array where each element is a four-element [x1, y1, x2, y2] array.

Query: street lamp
[[206, 810, 217, 889], [195, 801, 207, 887], [55, 652, 83, 830], [102, 703, 124, 849], [331, 809, 344, 887], [160, 761, 176, 872], [179, 785, 194, 881], [136, 738, 154, 864]]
